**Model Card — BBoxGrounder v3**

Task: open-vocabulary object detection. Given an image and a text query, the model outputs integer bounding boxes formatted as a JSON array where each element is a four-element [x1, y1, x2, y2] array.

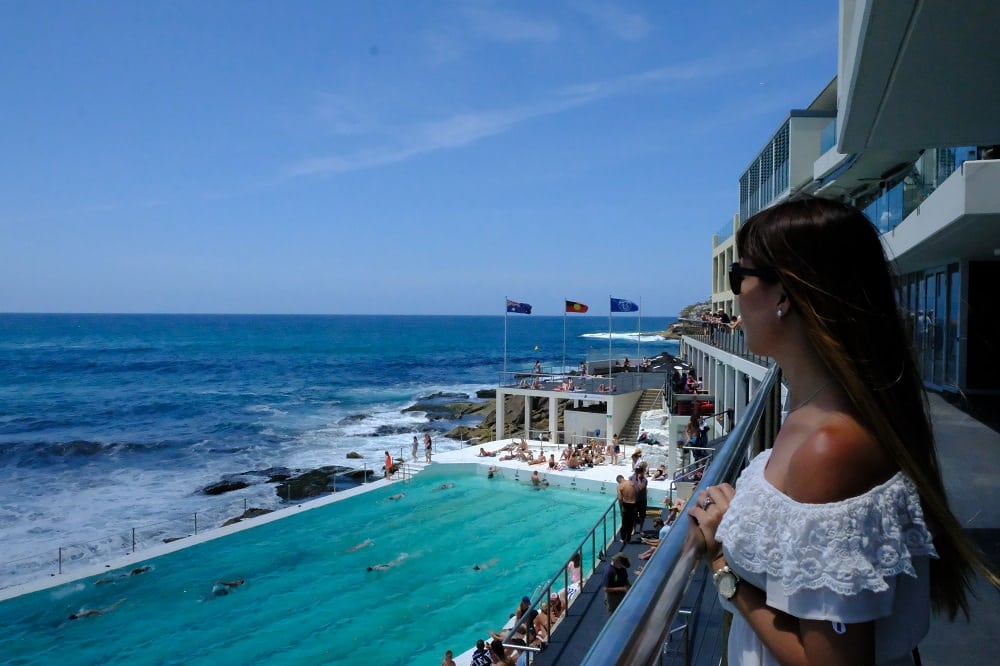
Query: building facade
[[708, 0, 1000, 398]]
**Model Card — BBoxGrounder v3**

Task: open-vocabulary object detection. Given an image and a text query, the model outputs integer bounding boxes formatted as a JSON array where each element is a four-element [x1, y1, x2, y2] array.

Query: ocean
[[0, 313, 678, 589]]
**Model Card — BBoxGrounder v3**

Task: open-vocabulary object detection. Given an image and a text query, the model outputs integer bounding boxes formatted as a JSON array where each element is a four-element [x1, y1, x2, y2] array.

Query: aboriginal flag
[[565, 300, 589, 313]]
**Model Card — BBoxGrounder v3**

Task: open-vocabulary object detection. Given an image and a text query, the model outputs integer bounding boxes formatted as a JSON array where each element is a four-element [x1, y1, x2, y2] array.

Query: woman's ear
[[776, 293, 792, 318]]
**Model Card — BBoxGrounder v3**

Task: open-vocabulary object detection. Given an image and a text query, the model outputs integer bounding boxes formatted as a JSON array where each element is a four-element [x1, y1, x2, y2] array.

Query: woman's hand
[[688, 483, 736, 565]]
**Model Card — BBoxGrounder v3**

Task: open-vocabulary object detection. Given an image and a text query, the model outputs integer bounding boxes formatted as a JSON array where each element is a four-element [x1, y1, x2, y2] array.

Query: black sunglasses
[[729, 262, 779, 295]]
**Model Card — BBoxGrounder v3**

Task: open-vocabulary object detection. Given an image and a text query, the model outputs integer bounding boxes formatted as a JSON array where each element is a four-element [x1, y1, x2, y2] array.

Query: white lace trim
[[717, 450, 938, 597]]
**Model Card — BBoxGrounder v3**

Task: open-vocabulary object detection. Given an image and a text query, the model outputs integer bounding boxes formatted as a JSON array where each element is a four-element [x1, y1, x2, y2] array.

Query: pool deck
[[426, 437, 676, 501]]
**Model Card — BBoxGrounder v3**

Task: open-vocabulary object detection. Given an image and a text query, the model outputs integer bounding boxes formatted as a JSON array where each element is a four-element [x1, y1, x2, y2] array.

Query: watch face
[[719, 573, 737, 598]]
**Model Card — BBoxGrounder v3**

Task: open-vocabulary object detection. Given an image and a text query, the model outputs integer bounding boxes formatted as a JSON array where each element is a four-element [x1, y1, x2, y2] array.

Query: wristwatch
[[713, 564, 741, 600]]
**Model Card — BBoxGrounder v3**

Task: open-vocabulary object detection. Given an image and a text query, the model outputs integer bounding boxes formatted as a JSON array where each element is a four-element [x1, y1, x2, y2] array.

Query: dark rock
[[476, 389, 496, 399], [275, 469, 332, 501], [371, 424, 418, 436], [346, 451, 363, 459], [275, 466, 371, 501], [342, 468, 375, 480], [247, 466, 292, 478], [339, 413, 368, 424], [222, 507, 273, 526], [402, 400, 485, 420], [202, 480, 250, 496], [416, 391, 470, 401]]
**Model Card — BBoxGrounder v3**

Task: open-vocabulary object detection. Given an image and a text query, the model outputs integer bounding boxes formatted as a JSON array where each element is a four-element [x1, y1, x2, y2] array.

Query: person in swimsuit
[[211, 579, 244, 596], [68, 598, 125, 620]]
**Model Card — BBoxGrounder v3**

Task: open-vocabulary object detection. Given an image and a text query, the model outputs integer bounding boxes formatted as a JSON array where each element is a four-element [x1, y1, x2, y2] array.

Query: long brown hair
[[737, 196, 997, 619]]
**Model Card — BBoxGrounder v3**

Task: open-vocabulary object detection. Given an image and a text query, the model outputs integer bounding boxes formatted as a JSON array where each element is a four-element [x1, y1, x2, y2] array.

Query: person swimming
[[68, 598, 125, 620], [211, 579, 245, 597], [473, 557, 500, 571], [388, 493, 405, 500], [347, 538, 374, 553], [95, 565, 152, 585], [367, 553, 409, 572]]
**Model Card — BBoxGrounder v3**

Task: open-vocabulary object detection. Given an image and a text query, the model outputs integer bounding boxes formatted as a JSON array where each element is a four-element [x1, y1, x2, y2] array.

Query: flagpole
[[608, 295, 612, 380], [503, 296, 508, 378], [562, 298, 567, 375], [637, 296, 642, 362]]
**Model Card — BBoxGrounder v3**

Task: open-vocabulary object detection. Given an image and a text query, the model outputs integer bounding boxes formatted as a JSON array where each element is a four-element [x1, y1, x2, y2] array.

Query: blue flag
[[506, 299, 532, 315], [610, 297, 638, 313]]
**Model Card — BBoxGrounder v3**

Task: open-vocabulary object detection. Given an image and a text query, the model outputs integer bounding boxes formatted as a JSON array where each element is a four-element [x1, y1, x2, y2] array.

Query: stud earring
[[776, 309, 783, 318]]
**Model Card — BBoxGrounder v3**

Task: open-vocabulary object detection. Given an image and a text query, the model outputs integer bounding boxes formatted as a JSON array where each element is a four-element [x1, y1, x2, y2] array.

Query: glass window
[[945, 265, 960, 387]]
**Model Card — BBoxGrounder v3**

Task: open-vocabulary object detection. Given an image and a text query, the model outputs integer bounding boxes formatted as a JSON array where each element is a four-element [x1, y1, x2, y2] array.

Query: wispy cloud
[[312, 93, 378, 136], [571, 0, 650, 41], [284, 59, 733, 179], [461, 5, 560, 43], [421, 5, 559, 65], [283, 24, 835, 181]]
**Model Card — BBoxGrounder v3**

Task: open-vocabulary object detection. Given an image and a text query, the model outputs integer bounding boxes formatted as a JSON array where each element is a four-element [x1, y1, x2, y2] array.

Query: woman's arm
[[692, 485, 875, 666]]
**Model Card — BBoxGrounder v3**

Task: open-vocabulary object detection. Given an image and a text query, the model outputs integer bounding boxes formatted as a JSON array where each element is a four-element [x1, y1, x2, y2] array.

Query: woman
[[631, 463, 648, 535], [684, 414, 701, 449], [566, 552, 582, 603], [690, 198, 997, 665]]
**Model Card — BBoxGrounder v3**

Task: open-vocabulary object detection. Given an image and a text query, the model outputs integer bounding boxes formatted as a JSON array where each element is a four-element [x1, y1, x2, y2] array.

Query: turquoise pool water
[[0, 469, 614, 664]]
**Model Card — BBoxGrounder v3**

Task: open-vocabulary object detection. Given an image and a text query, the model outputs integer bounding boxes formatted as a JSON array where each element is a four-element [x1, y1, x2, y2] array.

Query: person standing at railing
[[616, 475, 637, 549], [603, 553, 631, 614], [630, 463, 649, 537], [684, 414, 701, 451], [690, 197, 999, 666], [411, 435, 418, 461]]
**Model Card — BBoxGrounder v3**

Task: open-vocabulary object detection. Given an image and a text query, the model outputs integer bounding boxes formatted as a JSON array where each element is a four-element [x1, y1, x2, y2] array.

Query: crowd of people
[[466, 551, 585, 665]]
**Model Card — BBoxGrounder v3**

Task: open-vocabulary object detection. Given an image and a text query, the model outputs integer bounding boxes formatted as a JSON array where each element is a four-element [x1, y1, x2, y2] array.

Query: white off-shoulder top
[[715, 449, 938, 665]]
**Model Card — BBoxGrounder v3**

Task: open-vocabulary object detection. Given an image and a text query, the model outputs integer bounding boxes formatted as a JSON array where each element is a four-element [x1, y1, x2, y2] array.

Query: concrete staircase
[[619, 388, 663, 444], [394, 460, 429, 480]]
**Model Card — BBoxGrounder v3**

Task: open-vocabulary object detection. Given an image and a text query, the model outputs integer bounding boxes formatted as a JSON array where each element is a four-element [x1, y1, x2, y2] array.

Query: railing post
[[58, 547, 63, 574], [194, 513, 198, 535], [132, 527, 136, 553]]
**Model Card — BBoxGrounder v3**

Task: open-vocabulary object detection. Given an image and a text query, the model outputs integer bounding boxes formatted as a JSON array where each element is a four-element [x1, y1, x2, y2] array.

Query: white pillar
[[524, 395, 532, 440], [549, 397, 558, 444], [496, 390, 505, 442]]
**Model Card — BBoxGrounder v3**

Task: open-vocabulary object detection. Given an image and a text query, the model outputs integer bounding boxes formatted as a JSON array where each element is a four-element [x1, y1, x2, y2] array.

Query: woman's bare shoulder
[[785, 412, 896, 504]]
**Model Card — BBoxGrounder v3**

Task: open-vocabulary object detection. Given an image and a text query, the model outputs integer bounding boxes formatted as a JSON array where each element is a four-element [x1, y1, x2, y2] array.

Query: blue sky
[[1, 1, 837, 316]]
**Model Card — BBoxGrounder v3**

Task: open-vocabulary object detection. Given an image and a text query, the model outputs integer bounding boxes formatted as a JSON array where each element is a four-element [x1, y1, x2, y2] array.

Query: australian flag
[[610, 297, 639, 313], [506, 299, 532, 315]]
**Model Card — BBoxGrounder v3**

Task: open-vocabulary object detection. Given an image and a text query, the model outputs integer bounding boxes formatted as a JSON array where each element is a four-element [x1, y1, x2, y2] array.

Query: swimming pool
[[0, 468, 614, 664]]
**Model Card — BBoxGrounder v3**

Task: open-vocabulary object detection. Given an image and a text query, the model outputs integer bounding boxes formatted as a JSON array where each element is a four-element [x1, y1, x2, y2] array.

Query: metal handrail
[[581, 364, 782, 665], [501, 496, 621, 651]]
